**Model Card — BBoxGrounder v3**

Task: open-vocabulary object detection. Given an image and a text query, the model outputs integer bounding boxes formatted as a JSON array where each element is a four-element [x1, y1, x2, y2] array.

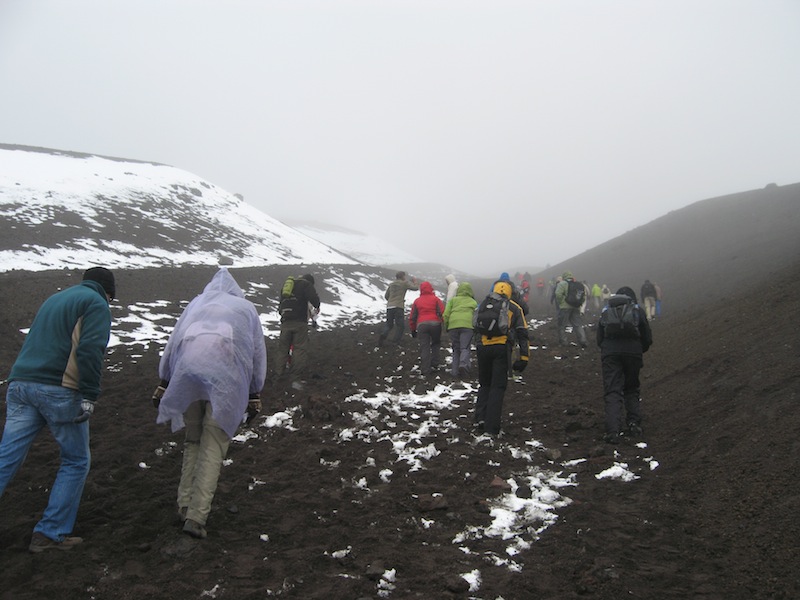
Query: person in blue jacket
[[0, 267, 115, 553]]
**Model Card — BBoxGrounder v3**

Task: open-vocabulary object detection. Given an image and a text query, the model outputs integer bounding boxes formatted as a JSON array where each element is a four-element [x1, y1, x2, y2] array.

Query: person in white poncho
[[152, 267, 267, 539]]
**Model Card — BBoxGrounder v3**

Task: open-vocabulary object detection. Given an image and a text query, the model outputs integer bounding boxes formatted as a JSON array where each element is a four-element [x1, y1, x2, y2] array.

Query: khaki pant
[[178, 401, 230, 526]]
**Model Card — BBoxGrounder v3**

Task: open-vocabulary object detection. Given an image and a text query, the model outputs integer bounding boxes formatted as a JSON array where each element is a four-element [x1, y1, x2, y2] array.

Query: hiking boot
[[603, 432, 621, 445], [627, 423, 643, 436], [29, 532, 83, 553], [182, 518, 207, 539], [177, 506, 188, 521]]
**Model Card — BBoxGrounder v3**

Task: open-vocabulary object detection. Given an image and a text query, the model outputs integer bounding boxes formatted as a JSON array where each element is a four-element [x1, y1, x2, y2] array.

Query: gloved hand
[[152, 384, 167, 408], [245, 399, 262, 425], [73, 400, 95, 423], [512, 359, 528, 372], [411, 330, 418, 338]]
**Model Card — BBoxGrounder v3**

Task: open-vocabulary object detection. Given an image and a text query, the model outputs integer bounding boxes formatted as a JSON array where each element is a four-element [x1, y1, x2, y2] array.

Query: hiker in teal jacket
[[0, 267, 115, 553], [443, 281, 478, 378]]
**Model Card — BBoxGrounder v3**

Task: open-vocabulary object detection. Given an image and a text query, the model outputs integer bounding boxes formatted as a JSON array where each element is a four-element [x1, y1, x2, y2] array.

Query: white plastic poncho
[[157, 268, 267, 438]]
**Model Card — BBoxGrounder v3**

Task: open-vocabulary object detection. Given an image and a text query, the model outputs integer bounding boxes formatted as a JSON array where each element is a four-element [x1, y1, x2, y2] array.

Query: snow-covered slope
[[0, 145, 357, 272]]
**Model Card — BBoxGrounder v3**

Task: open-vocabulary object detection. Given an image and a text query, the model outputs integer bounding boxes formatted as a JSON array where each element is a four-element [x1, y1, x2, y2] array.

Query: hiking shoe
[[29, 532, 83, 553], [177, 506, 188, 521], [182, 518, 207, 539], [627, 423, 643, 436]]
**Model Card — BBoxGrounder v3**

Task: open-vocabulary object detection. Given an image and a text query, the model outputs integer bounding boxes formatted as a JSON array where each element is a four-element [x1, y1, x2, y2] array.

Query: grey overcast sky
[[2, 1, 799, 275]]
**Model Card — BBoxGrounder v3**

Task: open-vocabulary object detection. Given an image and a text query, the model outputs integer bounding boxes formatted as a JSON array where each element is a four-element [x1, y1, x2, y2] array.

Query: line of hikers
[[0, 264, 652, 549], [377, 270, 653, 444]]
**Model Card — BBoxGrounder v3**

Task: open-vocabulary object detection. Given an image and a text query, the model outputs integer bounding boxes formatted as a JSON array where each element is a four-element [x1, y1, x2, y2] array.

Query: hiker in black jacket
[[640, 279, 658, 321], [275, 274, 320, 383], [596, 286, 653, 444]]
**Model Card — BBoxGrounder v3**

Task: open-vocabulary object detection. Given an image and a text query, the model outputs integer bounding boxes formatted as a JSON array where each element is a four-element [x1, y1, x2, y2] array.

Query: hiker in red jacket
[[409, 281, 445, 376]]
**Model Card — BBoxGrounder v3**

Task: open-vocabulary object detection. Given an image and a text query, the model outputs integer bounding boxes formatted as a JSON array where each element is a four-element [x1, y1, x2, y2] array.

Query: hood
[[419, 281, 434, 295], [202, 267, 245, 298], [456, 281, 474, 298], [616, 286, 638, 303], [562, 271, 573, 280], [445, 274, 456, 285]]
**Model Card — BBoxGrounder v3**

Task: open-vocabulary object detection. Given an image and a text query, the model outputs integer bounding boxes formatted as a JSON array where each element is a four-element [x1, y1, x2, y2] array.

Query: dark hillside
[[535, 182, 800, 314]]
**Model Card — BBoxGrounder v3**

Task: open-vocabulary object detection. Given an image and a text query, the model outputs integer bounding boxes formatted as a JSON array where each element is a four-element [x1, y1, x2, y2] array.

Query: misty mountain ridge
[[285, 220, 426, 267], [1, 143, 798, 313]]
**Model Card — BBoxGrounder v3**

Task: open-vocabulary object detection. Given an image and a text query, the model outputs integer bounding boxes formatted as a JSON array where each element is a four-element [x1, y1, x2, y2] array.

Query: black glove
[[73, 400, 95, 423], [245, 399, 262, 425], [411, 331, 417, 338], [152, 384, 167, 408], [512, 359, 528, 372]]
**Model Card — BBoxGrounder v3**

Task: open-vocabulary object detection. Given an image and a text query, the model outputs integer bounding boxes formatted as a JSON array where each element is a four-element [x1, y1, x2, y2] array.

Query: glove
[[152, 383, 167, 408], [73, 400, 95, 423], [411, 331, 418, 338], [245, 399, 262, 425], [512, 359, 528, 372]]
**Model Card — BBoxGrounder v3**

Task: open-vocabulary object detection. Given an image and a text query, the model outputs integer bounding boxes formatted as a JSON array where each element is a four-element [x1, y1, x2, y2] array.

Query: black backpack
[[565, 280, 586, 308], [473, 292, 510, 337], [600, 295, 641, 339]]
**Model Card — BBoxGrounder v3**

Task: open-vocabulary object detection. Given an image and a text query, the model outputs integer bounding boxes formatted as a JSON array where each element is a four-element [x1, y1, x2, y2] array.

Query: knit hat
[[83, 267, 116, 299], [301, 274, 315, 285], [616, 286, 638, 303]]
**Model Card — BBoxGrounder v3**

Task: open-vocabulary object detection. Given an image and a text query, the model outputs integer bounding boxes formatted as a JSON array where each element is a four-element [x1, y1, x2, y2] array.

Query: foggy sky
[[2, 1, 798, 276]]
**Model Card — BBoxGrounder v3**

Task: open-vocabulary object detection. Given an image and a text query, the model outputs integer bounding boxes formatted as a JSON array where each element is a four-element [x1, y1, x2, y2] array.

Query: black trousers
[[601, 354, 643, 435], [475, 344, 509, 435]]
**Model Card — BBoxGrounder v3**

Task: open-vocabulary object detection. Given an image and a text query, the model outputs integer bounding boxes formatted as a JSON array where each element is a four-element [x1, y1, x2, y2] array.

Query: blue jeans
[[0, 381, 90, 541]]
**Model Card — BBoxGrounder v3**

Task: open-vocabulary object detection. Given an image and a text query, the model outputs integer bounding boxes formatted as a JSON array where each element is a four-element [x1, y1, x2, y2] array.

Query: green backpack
[[281, 276, 296, 298]]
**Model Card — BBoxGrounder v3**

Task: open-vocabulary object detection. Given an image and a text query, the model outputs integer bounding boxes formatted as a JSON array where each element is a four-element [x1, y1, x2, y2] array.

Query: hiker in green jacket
[[443, 281, 478, 378]]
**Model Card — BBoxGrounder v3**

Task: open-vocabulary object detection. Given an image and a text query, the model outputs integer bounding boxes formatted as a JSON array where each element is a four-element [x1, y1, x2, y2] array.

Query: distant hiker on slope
[[444, 273, 459, 305], [555, 271, 588, 349], [640, 279, 658, 321], [275, 274, 321, 385], [409, 281, 445, 376], [472, 280, 529, 437], [443, 281, 478, 379], [378, 271, 418, 347], [596, 286, 652, 445]]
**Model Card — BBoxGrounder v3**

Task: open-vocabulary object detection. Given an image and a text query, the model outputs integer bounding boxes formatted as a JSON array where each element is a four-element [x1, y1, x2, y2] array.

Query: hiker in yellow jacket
[[474, 281, 529, 437]]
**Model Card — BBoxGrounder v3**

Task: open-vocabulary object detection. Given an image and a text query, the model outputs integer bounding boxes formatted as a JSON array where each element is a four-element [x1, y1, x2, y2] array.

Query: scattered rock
[[445, 575, 471, 593], [490, 475, 512, 490], [418, 493, 448, 511]]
